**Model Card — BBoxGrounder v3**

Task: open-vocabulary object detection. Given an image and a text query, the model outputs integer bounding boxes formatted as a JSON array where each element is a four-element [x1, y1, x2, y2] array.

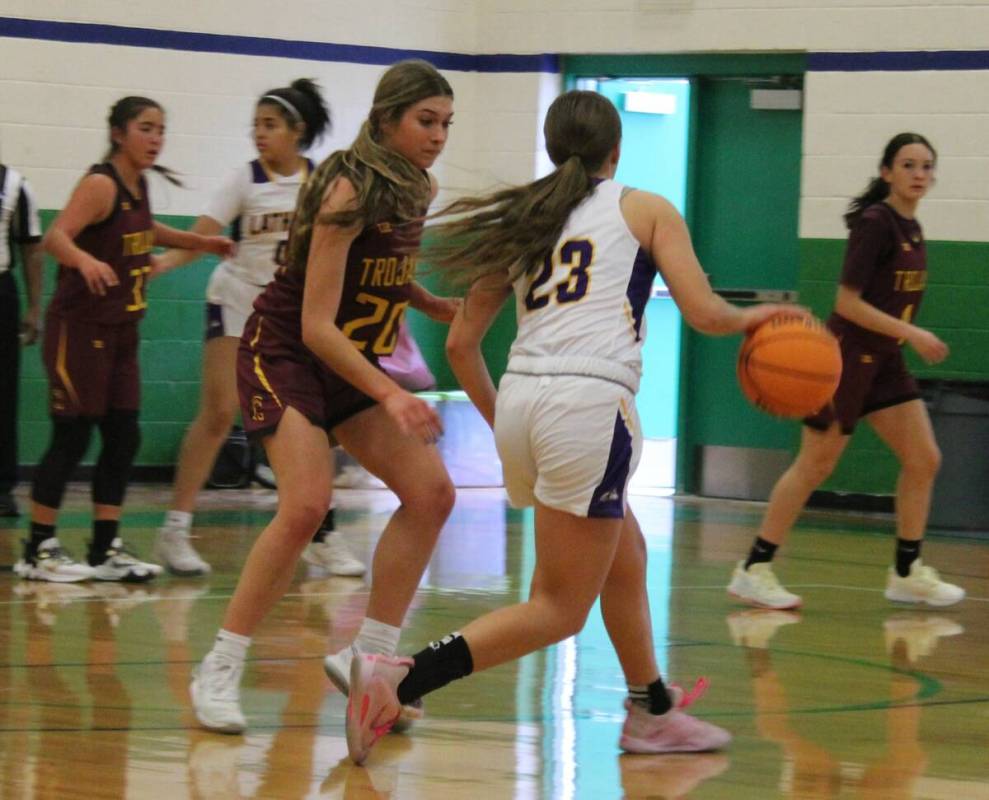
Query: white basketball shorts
[[494, 372, 642, 518]]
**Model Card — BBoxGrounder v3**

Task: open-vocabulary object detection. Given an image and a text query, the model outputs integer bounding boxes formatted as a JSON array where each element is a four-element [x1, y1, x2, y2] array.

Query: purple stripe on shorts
[[587, 410, 633, 518]]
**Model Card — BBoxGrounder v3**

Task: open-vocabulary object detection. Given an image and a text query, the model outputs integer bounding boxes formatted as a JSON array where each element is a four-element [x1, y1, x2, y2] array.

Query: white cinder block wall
[[0, 1, 490, 214], [2, 2, 985, 243], [472, 1, 989, 246], [801, 69, 989, 242]]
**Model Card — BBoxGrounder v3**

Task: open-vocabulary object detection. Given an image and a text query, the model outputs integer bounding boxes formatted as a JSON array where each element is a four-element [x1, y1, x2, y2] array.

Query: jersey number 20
[[341, 293, 408, 355]]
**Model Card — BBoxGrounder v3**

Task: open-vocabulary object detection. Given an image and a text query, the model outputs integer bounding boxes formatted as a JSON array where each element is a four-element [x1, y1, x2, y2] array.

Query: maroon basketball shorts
[[237, 315, 377, 441], [42, 316, 140, 418], [805, 337, 919, 435]]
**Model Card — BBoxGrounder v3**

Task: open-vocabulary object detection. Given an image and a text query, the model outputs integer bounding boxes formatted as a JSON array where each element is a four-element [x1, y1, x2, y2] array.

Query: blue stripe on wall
[[809, 50, 989, 72], [0, 16, 559, 73]]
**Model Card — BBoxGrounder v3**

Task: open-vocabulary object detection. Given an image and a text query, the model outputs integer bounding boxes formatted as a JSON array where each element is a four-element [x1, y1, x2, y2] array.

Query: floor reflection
[[0, 486, 984, 799]]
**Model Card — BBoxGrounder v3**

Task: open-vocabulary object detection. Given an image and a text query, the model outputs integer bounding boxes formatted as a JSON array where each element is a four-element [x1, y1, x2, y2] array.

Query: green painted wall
[[17, 212, 218, 466], [16, 213, 516, 468], [799, 237, 989, 494]]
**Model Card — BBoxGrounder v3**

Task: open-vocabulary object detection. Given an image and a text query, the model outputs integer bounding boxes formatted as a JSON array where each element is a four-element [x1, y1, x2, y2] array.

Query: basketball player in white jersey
[[150, 79, 363, 577], [342, 90, 800, 764]]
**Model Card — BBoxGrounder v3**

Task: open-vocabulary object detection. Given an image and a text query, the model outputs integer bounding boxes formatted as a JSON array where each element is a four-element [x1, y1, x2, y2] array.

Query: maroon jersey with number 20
[[239, 217, 422, 437]]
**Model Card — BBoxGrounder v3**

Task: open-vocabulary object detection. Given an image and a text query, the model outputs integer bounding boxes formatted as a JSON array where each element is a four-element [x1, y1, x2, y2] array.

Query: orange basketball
[[737, 315, 842, 418]]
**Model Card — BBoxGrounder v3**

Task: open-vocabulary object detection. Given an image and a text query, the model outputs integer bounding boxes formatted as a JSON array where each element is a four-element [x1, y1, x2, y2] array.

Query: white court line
[[3, 585, 986, 606]]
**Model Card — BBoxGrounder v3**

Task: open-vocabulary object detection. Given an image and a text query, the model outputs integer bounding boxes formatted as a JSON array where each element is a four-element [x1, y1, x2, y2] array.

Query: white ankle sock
[[212, 629, 251, 662], [164, 510, 193, 531], [354, 618, 401, 656]]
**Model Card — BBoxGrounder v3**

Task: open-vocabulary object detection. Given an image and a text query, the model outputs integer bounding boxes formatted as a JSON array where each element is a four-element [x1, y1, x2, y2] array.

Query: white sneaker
[[324, 644, 358, 695], [89, 537, 163, 582], [334, 465, 386, 489], [727, 561, 802, 609], [153, 525, 212, 576], [253, 464, 277, 489], [302, 533, 366, 577], [14, 537, 94, 583], [726, 609, 801, 649], [191, 653, 247, 734], [885, 560, 965, 607]]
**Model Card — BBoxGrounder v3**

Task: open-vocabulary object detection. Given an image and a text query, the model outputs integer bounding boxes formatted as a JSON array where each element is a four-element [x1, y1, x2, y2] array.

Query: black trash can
[[923, 381, 989, 533]]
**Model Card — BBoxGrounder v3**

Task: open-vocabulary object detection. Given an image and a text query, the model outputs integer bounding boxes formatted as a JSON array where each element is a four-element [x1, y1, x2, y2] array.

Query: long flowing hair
[[103, 96, 182, 186], [285, 60, 453, 274], [844, 132, 936, 229], [423, 90, 621, 288]]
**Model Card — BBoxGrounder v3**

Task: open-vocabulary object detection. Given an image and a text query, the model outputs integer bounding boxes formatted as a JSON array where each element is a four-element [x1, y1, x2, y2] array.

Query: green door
[[678, 76, 804, 491]]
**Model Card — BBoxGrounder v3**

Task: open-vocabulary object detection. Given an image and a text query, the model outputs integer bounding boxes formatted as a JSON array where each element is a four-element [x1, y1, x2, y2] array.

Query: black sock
[[647, 676, 673, 715], [745, 536, 779, 570], [90, 519, 120, 561], [628, 675, 674, 715], [28, 522, 56, 552], [895, 538, 922, 578], [312, 508, 335, 543], [396, 632, 474, 705]]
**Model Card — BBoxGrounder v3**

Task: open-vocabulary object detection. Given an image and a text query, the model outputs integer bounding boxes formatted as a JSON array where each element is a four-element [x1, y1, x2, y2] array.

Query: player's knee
[[200, 405, 237, 439], [100, 410, 140, 463], [399, 473, 455, 523], [797, 450, 840, 486], [31, 418, 94, 507], [56, 417, 95, 463], [278, 496, 330, 543], [904, 443, 941, 479], [92, 411, 140, 505], [551, 602, 592, 640]]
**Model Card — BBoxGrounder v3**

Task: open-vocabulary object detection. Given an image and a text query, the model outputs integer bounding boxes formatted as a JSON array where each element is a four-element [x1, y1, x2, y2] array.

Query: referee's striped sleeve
[[13, 178, 42, 243]]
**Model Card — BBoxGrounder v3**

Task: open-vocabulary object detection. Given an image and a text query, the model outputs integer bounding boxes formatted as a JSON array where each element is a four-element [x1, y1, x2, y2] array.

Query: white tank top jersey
[[507, 179, 656, 394], [204, 159, 312, 287]]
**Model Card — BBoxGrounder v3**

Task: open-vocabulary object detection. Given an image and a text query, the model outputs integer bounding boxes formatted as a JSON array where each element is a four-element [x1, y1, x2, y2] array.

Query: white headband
[[262, 94, 301, 121]]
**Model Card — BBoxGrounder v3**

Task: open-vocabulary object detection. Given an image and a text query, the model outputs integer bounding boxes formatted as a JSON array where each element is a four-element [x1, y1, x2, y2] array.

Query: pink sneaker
[[346, 653, 414, 764], [619, 701, 732, 754]]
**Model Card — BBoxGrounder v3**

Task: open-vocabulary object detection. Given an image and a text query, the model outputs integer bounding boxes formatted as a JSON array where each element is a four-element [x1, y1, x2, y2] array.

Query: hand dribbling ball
[[737, 315, 842, 418]]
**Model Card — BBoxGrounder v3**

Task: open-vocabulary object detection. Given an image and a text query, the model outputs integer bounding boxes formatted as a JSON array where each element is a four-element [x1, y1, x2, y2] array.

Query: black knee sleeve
[[31, 417, 94, 508], [92, 409, 140, 506]]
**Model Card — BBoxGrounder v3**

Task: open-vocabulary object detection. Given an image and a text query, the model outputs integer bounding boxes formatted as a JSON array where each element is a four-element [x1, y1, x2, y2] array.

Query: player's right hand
[[77, 256, 119, 296], [382, 390, 443, 445]]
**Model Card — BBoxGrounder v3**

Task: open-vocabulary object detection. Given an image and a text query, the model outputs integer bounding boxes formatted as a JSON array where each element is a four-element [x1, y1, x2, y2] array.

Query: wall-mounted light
[[622, 91, 677, 114]]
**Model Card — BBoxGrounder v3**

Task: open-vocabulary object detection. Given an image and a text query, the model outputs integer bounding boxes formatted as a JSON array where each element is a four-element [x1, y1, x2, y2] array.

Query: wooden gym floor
[[0, 484, 986, 799]]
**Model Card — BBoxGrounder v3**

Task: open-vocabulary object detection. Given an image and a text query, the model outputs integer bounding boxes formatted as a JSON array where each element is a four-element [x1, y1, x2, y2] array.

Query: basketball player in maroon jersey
[[728, 133, 965, 609], [15, 96, 234, 583], [190, 60, 458, 734]]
